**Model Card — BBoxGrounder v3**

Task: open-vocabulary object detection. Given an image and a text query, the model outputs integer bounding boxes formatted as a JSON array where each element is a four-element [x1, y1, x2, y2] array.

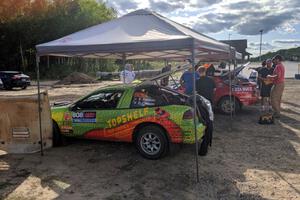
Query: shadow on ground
[[0, 108, 299, 200]]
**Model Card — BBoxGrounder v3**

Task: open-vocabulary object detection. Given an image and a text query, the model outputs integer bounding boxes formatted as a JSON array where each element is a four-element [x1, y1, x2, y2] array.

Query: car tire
[[199, 120, 213, 156], [218, 96, 240, 115], [52, 121, 67, 147], [21, 85, 27, 90], [135, 125, 168, 159], [4, 84, 12, 90]]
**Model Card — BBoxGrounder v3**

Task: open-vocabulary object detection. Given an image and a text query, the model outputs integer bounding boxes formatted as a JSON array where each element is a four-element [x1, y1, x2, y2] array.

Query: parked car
[[51, 66, 214, 159], [0, 71, 30, 90], [213, 64, 258, 114]]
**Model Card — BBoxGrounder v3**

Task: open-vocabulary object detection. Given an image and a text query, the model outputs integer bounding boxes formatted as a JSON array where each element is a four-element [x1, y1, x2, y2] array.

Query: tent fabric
[[36, 9, 239, 60]]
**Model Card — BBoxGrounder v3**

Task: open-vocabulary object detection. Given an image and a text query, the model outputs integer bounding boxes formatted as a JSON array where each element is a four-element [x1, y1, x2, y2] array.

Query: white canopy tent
[[36, 9, 241, 182], [36, 9, 241, 60]]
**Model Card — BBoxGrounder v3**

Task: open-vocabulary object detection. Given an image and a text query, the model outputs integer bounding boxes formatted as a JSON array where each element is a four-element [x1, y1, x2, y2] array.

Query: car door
[[71, 89, 124, 140]]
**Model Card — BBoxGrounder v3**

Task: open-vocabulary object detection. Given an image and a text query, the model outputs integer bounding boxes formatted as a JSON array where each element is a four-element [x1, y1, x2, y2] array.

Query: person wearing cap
[[258, 59, 274, 111], [120, 63, 135, 84], [268, 55, 285, 118]]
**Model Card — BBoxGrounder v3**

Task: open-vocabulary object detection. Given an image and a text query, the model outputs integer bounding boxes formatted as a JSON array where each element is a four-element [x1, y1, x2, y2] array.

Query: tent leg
[[122, 53, 126, 84], [36, 55, 44, 156], [229, 60, 233, 131], [191, 41, 200, 183]]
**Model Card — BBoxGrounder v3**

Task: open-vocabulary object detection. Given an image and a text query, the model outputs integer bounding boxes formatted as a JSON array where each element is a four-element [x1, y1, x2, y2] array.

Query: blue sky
[[104, 0, 300, 57]]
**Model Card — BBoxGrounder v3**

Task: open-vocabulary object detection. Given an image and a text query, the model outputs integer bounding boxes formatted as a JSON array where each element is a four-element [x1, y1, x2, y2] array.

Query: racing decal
[[106, 107, 148, 128], [72, 112, 96, 123], [232, 86, 253, 92], [84, 115, 183, 143]]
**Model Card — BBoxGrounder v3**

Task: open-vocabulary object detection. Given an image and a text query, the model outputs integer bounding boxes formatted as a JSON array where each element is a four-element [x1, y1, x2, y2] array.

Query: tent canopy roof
[[36, 9, 239, 60]]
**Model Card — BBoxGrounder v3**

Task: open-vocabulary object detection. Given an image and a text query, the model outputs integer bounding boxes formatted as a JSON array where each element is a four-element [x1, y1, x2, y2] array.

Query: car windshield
[[75, 90, 123, 110]]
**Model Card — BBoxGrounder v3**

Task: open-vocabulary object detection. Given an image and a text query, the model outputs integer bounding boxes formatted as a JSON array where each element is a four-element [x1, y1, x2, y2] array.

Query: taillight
[[183, 109, 193, 120]]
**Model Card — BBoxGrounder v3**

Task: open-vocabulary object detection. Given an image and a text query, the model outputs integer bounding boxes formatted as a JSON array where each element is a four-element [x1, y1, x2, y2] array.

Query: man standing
[[268, 55, 285, 118], [160, 64, 171, 86], [120, 64, 135, 84], [258, 59, 274, 111], [180, 66, 200, 95], [196, 67, 216, 104]]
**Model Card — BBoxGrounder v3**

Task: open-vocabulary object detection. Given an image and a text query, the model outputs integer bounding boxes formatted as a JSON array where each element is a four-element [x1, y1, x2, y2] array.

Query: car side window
[[75, 90, 123, 110], [131, 86, 167, 108]]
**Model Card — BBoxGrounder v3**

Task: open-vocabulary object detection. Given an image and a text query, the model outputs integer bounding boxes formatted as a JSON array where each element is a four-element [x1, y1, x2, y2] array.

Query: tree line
[[251, 47, 300, 62], [0, 0, 119, 78]]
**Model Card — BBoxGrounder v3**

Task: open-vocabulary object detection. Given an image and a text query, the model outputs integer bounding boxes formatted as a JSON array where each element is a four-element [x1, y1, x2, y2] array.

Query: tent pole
[[191, 39, 200, 183], [122, 53, 126, 84], [233, 57, 237, 117], [36, 55, 44, 156]]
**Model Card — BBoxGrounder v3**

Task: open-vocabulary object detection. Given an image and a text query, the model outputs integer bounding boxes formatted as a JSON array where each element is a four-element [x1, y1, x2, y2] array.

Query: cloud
[[149, 0, 185, 13], [191, 0, 223, 8], [193, 0, 300, 35], [235, 12, 295, 35], [107, 0, 300, 36], [227, 1, 260, 10], [193, 13, 236, 33], [248, 42, 276, 51], [106, 0, 138, 13]]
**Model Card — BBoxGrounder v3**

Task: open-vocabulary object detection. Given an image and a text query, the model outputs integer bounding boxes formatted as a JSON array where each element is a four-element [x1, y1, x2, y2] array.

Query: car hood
[[140, 62, 192, 85], [221, 62, 250, 79]]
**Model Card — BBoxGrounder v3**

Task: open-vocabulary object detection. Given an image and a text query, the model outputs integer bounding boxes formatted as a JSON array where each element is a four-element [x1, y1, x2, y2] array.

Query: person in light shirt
[[267, 55, 285, 118], [120, 64, 135, 84]]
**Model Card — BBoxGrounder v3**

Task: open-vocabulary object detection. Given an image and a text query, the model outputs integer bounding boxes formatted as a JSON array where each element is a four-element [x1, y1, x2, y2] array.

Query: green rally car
[[51, 81, 213, 159]]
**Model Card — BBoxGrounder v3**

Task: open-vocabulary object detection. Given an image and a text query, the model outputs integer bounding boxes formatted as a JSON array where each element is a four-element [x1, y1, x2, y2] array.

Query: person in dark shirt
[[206, 64, 215, 76], [249, 60, 266, 90], [258, 59, 274, 111], [196, 67, 216, 104], [160, 64, 171, 86]]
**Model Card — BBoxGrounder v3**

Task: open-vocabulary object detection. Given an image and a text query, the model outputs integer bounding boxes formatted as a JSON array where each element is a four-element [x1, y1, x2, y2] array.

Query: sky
[[104, 0, 300, 57]]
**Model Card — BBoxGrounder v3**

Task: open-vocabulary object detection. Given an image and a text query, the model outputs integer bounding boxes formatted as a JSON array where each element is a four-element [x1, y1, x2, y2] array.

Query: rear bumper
[[182, 123, 206, 144], [240, 96, 258, 106], [12, 80, 30, 87]]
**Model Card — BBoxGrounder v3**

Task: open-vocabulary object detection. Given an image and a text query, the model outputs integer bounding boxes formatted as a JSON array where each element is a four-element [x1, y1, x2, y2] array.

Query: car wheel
[[218, 96, 240, 115], [52, 121, 67, 147], [199, 120, 213, 156], [135, 125, 168, 159], [21, 85, 27, 90], [4, 84, 12, 90]]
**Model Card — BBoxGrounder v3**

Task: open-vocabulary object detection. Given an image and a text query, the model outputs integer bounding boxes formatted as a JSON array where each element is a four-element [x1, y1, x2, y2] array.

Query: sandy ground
[[0, 79, 299, 200]]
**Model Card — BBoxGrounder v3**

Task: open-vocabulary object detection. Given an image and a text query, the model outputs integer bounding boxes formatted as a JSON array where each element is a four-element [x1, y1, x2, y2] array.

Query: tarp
[[36, 9, 240, 60]]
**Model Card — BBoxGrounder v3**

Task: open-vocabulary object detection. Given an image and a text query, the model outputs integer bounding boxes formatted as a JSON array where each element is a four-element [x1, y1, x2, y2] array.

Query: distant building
[[220, 39, 252, 62]]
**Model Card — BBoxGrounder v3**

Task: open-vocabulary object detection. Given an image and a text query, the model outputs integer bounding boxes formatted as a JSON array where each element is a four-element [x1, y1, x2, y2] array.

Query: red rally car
[[213, 64, 258, 114]]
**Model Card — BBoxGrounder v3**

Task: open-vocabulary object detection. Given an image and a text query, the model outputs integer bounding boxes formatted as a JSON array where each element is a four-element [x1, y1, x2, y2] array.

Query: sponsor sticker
[[72, 112, 96, 123], [232, 87, 253, 92]]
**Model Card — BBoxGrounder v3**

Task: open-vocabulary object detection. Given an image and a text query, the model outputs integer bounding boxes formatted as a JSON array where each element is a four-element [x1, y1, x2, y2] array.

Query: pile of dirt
[[55, 72, 97, 85]]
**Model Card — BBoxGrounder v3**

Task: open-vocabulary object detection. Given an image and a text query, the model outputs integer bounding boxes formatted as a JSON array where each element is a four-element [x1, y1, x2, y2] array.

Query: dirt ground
[[0, 79, 299, 200]]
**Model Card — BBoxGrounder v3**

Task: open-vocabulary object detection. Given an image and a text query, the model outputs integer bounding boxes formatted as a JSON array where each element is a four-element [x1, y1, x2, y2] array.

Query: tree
[[0, 0, 116, 74]]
